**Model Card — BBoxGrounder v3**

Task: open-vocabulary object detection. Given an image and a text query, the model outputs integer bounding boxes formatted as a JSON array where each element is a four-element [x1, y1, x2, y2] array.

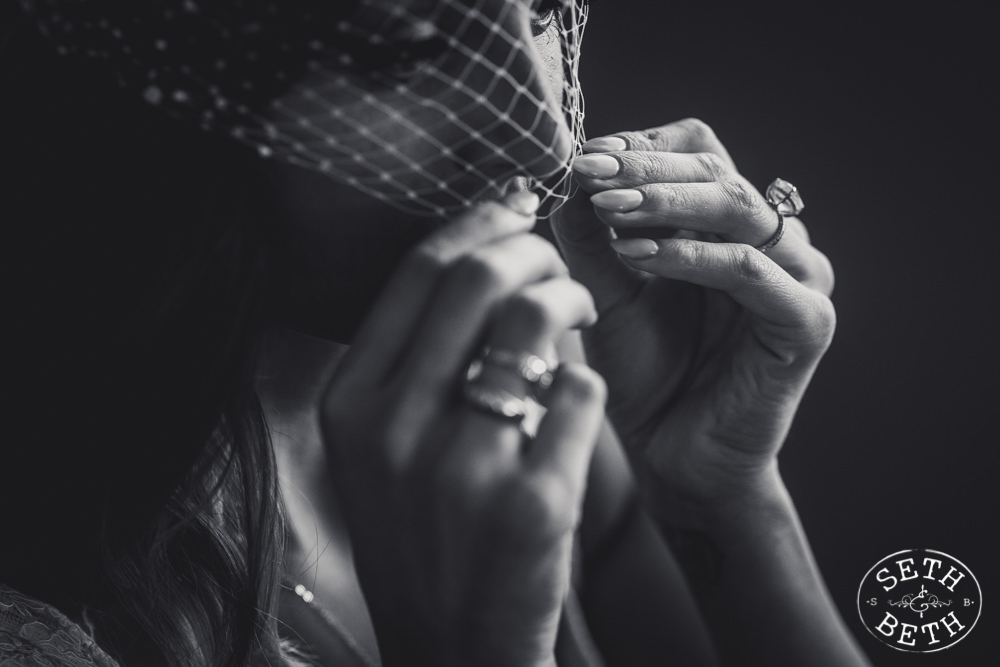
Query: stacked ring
[[490, 349, 553, 389], [470, 347, 555, 390], [462, 384, 532, 422], [463, 347, 556, 437], [462, 383, 546, 438]]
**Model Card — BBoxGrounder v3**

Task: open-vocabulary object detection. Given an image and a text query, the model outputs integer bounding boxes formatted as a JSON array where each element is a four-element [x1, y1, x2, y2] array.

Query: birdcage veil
[[20, 0, 589, 218]]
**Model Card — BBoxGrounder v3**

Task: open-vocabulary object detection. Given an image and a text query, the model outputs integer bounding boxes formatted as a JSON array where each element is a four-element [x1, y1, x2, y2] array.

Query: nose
[[447, 9, 577, 209]]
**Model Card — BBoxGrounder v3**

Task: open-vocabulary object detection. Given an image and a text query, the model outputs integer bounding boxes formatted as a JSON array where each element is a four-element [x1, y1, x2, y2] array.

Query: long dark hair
[[3, 13, 296, 666]]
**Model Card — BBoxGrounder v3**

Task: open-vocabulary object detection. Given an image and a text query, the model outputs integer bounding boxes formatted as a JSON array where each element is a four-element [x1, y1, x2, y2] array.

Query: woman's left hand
[[550, 118, 836, 511]]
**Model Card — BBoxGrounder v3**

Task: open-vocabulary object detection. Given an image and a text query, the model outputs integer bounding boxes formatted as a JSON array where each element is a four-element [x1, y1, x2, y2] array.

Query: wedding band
[[463, 384, 530, 422], [466, 347, 556, 391]]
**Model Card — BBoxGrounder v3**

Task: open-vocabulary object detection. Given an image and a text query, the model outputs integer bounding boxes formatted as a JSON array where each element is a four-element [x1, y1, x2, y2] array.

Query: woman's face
[[261, 0, 583, 342]]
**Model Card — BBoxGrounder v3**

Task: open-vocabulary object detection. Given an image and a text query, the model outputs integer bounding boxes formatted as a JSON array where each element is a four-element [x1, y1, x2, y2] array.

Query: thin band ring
[[754, 214, 785, 253]]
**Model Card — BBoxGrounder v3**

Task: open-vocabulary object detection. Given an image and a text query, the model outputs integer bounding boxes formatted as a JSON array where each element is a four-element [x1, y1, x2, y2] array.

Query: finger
[[474, 277, 597, 400], [549, 188, 644, 314], [337, 191, 540, 387], [451, 278, 597, 464], [733, 214, 833, 296], [579, 167, 829, 294], [392, 233, 569, 398], [785, 215, 811, 244], [440, 364, 606, 533], [582, 118, 735, 167], [524, 362, 606, 514], [757, 223, 835, 296], [490, 278, 597, 352], [608, 237, 836, 351], [590, 179, 777, 247], [571, 150, 733, 194]]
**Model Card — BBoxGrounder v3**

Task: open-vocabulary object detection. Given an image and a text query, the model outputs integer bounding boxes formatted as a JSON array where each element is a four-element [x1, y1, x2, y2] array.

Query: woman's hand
[[550, 119, 871, 667], [550, 118, 835, 511], [320, 191, 605, 667]]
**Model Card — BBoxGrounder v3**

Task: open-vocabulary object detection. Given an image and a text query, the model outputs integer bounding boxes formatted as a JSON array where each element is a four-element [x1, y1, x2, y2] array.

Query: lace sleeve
[[0, 584, 119, 666]]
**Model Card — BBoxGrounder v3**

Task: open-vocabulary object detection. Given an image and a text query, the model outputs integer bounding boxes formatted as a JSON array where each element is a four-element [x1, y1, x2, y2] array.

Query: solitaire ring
[[756, 178, 804, 253], [765, 178, 805, 216]]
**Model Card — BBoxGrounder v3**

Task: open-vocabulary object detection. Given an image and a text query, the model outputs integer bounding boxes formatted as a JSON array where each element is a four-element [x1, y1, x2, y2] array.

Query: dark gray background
[[4, 0, 995, 663], [580, 1, 997, 665]]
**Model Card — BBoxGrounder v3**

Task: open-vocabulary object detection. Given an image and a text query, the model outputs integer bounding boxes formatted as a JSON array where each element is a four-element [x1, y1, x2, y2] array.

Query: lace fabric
[[0, 584, 119, 667]]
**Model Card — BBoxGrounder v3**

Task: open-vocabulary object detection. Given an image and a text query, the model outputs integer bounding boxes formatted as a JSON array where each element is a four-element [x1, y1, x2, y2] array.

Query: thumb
[[549, 185, 639, 312]]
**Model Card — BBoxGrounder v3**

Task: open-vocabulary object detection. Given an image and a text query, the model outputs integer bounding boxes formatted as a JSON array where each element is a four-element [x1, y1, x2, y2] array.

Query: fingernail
[[572, 154, 620, 179], [582, 136, 628, 153], [610, 238, 659, 258], [591, 189, 643, 212], [504, 190, 540, 216]]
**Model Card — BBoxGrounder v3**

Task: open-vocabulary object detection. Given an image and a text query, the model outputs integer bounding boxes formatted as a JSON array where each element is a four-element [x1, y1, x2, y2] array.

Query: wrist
[[640, 456, 787, 527], [649, 463, 805, 593]]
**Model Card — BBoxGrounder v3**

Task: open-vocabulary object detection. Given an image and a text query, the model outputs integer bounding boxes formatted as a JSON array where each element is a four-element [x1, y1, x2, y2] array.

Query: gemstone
[[765, 178, 804, 216]]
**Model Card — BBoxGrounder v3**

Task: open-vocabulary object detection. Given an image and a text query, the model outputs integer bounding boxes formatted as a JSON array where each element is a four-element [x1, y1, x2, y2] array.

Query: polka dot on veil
[[18, 0, 590, 219]]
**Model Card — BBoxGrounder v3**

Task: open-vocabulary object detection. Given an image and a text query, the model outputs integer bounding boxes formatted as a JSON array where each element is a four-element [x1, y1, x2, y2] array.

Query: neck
[[255, 323, 347, 435]]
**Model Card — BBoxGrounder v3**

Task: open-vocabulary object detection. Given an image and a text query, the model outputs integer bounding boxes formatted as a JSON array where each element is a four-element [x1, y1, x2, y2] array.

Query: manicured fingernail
[[591, 189, 643, 212], [582, 136, 628, 153], [504, 190, 540, 216], [610, 238, 659, 258], [572, 154, 620, 179]]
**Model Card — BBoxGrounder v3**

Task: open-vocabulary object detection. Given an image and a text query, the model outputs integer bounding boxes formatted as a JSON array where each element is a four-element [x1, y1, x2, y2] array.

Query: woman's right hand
[[320, 191, 605, 667]]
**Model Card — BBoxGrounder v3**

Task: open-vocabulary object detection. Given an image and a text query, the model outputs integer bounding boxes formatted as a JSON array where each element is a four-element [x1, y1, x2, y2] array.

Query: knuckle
[[454, 250, 506, 292], [470, 199, 523, 229], [639, 128, 662, 145], [505, 290, 553, 333], [632, 122, 684, 151], [782, 294, 837, 360], [722, 181, 764, 218], [497, 473, 576, 538], [809, 295, 838, 345], [660, 183, 694, 210], [556, 362, 607, 406], [673, 239, 709, 269], [677, 117, 717, 145], [570, 280, 598, 319], [535, 236, 570, 274], [730, 245, 772, 283], [694, 151, 730, 180], [407, 243, 449, 276], [814, 249, 836, 297], [619, 151, 659, 180]]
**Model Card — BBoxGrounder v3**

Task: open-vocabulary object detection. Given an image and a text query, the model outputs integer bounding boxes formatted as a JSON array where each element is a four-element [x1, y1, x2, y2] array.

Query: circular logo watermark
[[857, 549, 981, 652]]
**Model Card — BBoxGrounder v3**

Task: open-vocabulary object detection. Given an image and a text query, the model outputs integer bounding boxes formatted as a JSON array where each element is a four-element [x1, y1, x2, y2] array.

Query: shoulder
[[0, 584, 120, 666]]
